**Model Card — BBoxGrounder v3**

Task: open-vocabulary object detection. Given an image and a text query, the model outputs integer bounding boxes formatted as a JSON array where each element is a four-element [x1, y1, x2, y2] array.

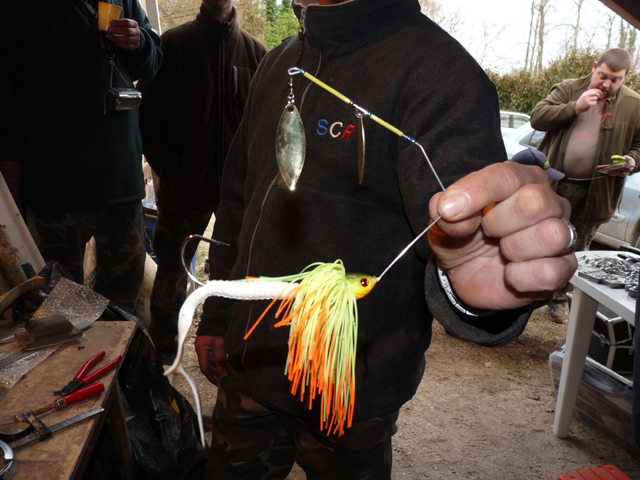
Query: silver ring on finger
[[562, 221, 577, 253]]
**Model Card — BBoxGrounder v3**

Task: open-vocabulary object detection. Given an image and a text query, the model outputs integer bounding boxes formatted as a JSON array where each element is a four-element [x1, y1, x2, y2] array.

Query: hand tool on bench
[[0, 319, 97, 370], [15, 315, 83, 350], [0, 383, 104, 441], [9, 407, 104, 451], [53, 351, 122, 396]]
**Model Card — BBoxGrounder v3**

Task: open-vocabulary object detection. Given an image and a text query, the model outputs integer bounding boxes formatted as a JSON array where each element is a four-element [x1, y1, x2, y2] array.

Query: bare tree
[[571, 0, 584, 52], [474, 21, 508, 69], [158, 0, 200, 30], [618, 18, 627, 49], [235, 0, 265, 41], [419, 0, 464, 37], [625, 25, 637, 70], [535, 0, 553, 73], [603, 13, 616, 49], [524, 0, 537, 71]]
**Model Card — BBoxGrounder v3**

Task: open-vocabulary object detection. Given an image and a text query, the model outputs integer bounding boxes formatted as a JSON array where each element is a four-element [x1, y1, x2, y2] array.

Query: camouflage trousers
[[149, 205, 212, 364], [208, 363, 399, 480], [29, 201, 145, 313], [555, 180, 600, 252]]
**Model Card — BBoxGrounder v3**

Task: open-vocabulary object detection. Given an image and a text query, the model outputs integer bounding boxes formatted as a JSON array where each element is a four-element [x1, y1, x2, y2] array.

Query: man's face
[[590, 61, 627, 96], [202, 0, 233, 19]]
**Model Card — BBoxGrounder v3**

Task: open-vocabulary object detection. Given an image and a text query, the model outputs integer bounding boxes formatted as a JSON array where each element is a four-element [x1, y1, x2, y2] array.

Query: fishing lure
[[166, 67, 448, 443], [247, 261, 376, 436], [167, 219, 439, 444], [163, 258, 378, 442]]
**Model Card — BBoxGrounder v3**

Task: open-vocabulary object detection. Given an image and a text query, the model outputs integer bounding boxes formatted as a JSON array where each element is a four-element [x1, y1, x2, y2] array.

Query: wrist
[[436, 260, 495, 318]]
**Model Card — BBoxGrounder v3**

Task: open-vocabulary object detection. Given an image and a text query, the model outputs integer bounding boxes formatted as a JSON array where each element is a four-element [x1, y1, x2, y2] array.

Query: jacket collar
[[194, 5, 238, 35], [293, 0, 421, 57]]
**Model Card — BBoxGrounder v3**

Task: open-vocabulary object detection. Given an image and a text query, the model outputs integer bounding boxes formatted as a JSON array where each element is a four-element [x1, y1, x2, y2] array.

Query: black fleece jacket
[[1, 0, 162, 212], [138, 7, 267, 212], [198, 0, 532, 421]]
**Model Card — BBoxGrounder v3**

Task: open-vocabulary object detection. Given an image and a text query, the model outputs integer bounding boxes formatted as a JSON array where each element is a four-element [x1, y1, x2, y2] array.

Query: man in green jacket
[[531, 48, 640, 321]]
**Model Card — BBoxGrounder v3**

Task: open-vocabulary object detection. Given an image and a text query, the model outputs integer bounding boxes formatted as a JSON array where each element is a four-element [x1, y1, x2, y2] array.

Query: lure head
[[346, 274, 378, 300]]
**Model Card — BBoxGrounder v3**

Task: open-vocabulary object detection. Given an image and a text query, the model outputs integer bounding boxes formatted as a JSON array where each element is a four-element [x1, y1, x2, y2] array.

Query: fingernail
[[440, 194, 467, 219]]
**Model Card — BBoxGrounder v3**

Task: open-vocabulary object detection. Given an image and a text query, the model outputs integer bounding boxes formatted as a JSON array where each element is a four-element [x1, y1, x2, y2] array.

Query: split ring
[[562, 221, 577, 253]]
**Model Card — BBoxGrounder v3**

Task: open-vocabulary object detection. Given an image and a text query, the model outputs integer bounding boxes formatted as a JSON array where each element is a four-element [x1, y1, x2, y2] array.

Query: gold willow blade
[[356, 111, 365, 184], [276, 75, 306, 191]]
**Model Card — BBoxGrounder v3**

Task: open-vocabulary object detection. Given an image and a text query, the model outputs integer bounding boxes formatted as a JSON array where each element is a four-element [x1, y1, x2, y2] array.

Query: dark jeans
[[29, 200, 145, 312], [149, 204, 212, 364], [555, 180, 600, 252], [208, 363, 399, 480]]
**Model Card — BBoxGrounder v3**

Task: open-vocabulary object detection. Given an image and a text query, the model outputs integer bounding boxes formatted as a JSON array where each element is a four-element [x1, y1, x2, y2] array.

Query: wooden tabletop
[[0, 321, 136, 479]]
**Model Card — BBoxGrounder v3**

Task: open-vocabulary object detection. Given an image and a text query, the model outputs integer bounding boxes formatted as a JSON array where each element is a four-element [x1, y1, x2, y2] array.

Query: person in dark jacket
[[0, 0, 162, 312], [194, 0, 578, 477], [138, 0, 267, 364]]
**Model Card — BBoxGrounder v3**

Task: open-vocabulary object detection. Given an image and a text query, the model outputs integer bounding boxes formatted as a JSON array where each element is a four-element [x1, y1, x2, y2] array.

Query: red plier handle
[[53, 352, 122, 396], [76, 352, 122, 385], [58, 382, 105, 408]]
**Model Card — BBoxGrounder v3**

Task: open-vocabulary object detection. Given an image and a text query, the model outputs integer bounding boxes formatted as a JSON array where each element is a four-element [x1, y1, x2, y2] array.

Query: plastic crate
[[558, 464, 631, 479], [549, 348, 640, 459]]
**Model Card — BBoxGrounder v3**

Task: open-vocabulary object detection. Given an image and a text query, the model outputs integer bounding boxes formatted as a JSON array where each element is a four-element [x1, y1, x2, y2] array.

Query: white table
[[553, 251, 636, 437]]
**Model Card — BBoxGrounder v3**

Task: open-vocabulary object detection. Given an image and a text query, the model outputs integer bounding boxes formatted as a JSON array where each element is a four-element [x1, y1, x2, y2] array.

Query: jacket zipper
[[217, 23, 227, 185], [241, 46, 323, 367]]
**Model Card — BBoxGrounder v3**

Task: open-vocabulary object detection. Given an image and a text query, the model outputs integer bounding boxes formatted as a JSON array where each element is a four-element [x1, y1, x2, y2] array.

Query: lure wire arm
[[292, 68, 446, 192], [377, 216, 442, 280], [180, 235, 230, 286]]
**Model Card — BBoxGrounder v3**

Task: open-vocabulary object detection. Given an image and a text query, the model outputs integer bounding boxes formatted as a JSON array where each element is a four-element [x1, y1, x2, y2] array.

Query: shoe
[[546, 302, 569, 324], [553, 292, 569, 303]]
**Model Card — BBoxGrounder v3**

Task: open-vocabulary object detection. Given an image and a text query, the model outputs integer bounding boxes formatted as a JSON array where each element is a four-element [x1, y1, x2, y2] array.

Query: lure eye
[[347, 274, 377, 300]]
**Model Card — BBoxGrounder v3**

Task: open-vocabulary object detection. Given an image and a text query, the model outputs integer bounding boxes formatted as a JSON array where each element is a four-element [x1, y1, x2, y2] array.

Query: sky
[[439, 0, 625, 73]]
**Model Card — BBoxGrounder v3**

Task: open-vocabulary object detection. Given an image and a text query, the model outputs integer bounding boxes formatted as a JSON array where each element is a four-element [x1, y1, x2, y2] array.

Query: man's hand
[[608, 155, 636, 177], [107, 19, 141, 51], [575, 88, 603, 115], [428, 162, 578, 312], [195, 335, 227, 385]]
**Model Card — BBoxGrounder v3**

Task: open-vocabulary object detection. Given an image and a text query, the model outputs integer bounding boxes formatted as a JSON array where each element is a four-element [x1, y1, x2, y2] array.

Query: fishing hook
[[180, 235, 230, 286]]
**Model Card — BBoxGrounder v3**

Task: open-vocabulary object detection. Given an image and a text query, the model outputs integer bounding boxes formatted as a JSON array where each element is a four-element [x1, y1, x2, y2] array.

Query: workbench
[[553, 251, 636, 438], [0, 321, 136, 479]]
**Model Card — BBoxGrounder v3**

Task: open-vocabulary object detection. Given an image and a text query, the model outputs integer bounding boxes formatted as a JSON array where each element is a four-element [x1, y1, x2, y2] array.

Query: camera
[[104, 87, 142, 111]]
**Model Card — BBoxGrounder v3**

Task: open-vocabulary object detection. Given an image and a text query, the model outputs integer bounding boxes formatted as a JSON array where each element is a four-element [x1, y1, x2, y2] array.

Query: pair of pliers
[[53, 351, 122, 397]]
